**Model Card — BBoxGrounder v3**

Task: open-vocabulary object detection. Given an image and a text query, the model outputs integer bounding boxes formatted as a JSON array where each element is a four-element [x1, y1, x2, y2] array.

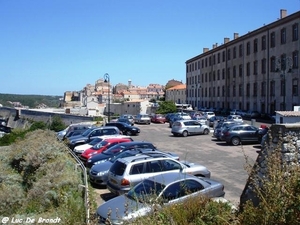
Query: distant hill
[[0, 93, 63, 108]]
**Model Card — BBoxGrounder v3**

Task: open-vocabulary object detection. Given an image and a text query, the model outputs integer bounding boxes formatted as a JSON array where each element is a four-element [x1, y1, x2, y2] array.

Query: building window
[[239, 64, 243, 77], [270, 56, 276, 72], [239, 44, 243, 57], [213, 87, 215, 97], [253, 82, 257, 96], [217, 53, 220, 63], [233, 66, 236, 78], [217, 70, 220, 80], [233, 47, 236, 59], [261, 81, 266, 96], [261, 58, 266, 74], [270, 81, 275, 96], [217, 87, 220, 97], [227, 86, 230, 97], [205, 88, 207, 97], [201, 73, 204, 83], [261, 35, 266, 50], [253, 60, 258, 75], [246, 83, 250, 97], [227, 49, 231, 60], [253, 39, 258, 53], [239, 84, 243, 96], [213, 55, 216, 65], [202, 59, 204, 68], [292, 23, 299, 41], [213, 71, 216, 81], [205, 73, 207, 82], [293, 79, 298, 96], [222, 69, 225, 79], [246, 62, 250, 76], [233, 85, 236, 97], [222, 51, 226, 62], [205, 58, 208, 67], [198, 61, 200, 70], [246, 42, 251, 55], [281, 28, 286, 44], [270, 32, 275, 48], [293, 51, 299, 69], [222, 86, 225, 97], [209, 56, 211, 66]]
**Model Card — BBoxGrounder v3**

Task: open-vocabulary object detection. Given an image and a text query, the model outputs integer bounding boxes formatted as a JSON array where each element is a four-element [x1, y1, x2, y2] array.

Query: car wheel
[[203, 129, 209, 135], [182, 131, 188, 137], [231, 137, 240, 146], [126, 131, 132, 136]]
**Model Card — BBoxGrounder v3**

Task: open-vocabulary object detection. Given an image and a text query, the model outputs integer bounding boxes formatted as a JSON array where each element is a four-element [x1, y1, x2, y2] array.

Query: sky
[[0, 0, 299, 96]]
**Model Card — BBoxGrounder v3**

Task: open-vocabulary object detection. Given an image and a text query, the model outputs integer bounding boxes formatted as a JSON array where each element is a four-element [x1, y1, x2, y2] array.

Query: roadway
[[92, 120, 271, 207]]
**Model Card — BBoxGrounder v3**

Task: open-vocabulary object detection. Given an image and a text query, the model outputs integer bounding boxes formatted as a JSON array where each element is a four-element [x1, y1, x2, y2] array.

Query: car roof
[[117, 153, 172, 164], [146, 172, 197, 184], [102, 138, 132, 143]]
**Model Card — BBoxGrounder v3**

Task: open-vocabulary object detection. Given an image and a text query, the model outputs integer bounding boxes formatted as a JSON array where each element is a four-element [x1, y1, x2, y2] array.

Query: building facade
[[165, 84, 186, 104], [186, 9, 299, 114]]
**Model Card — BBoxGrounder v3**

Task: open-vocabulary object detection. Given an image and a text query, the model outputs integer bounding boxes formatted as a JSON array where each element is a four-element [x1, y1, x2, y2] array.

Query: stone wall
[[240, 123, 300, 207], [0, 107, 94, 129]]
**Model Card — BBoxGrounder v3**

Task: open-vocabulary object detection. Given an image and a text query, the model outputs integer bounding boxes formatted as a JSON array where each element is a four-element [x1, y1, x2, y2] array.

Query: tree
[[155, 101, 177, 114]]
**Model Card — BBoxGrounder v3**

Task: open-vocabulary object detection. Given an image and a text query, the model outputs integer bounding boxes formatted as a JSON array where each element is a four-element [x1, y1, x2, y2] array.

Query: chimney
[[203, 48, 209, 53], [212, 43, 218, 49], [280, 9, 287, 19], [234, 33, 239, 39], [224, 37, 230, 44]]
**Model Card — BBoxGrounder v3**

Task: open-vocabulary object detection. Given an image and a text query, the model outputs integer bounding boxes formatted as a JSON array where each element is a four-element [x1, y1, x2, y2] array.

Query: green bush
[[0, 130, 90, 224]]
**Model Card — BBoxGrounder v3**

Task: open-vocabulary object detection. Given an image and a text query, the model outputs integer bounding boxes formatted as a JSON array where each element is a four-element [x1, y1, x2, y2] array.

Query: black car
[[105, 122, 140, 136], [86, 141, 156, 168], [117, 118, 132, 126]]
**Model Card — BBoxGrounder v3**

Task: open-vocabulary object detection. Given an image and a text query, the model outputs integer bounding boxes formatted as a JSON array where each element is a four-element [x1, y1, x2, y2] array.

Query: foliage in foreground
[[0, 130, 90, 224]]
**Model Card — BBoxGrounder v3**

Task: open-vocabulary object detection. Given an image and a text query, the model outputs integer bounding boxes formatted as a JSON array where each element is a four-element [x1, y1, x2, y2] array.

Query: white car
[[73, 135, 131, 154], [203, 111, 215, 119], [227, 115, 243, 123]]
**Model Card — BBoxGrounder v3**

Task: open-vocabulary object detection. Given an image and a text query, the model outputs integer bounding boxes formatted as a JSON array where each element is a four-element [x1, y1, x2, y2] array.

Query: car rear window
[[109, 160, 126, 175], [173, 122, 181, 126]]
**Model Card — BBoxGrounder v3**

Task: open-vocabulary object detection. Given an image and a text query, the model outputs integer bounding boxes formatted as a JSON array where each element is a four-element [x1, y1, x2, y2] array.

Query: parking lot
[[92, 121, 264, 207]]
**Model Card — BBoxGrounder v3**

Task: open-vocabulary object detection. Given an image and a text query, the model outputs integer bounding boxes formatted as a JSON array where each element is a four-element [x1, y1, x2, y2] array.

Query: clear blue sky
[[0, 0, 299, 96]]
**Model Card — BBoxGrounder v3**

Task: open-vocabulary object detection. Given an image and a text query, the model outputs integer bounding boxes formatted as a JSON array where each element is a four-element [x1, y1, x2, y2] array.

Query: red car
[[151, 114, 166, 123], [79, 138, 132, 163]]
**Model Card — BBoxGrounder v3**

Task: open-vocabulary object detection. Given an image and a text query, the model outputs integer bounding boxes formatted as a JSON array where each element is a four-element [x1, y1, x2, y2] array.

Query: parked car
[[134, 113, 151, 124], [256, 126, 269, 143], [66, 126, 121, 150], [245, 110, 261, 118], [203, 111, 215, 119], [97, 172, 225, 224], [105, 122, 140, 136], [220, 124, 260, 146], [213, 121, 244, 140], [116, 118, 132, 125], [208, 116, 225, 127], [73, 135, 131, 155], [89, 147, 179, 185], [227, 115, 243, 123], [106, 154, 211, 195], [79, 138, 133, 163], [194, 116, 208, 125], [118, 114, 135, 126], [171, 119, 210, 137], [86, 141, 156, 169], [57, 123, 93, 141], [151, 114, 166, 123], [165, 113, 176, 123]]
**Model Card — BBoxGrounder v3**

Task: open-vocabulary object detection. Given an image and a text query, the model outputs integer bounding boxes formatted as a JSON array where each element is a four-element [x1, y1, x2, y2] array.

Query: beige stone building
[[186, 9, 299, 114], [165, 84, 187, 104]]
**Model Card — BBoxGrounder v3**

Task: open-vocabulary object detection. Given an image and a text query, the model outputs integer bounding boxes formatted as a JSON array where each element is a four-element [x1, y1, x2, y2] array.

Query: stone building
[[186, 9, 299, 114]]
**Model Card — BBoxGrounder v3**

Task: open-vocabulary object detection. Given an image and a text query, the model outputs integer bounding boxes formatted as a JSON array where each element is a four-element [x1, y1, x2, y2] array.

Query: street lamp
[[276, 56, 293, 111], [103, 73, 110, 122]]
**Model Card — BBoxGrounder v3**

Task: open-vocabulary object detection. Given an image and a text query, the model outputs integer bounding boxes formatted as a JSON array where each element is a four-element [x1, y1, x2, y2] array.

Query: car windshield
[[88, 138, 103, 145], [127, 179, 165, 203], [81, 128, 94, 137], [92, 140, 109, 150], [102, 145, 126, 155]]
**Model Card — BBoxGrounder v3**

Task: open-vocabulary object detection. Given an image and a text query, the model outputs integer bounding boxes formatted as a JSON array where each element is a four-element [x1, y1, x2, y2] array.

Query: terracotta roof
[[276, 111, 300, 117], [167, 84, 186, 90]]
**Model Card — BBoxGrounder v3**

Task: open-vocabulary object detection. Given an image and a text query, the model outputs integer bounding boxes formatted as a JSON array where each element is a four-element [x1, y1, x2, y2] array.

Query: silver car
[[97, 172, 225, 224], [134, 113, 151, 124], [89, 148, 179, 186], [171, 119, 210, 137], [106, 154, 211, 195]]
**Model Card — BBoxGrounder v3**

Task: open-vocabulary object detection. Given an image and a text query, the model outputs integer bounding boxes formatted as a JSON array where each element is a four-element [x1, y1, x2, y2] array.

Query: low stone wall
[[240, 123, 300, 207], [0, 107, 95, 129]]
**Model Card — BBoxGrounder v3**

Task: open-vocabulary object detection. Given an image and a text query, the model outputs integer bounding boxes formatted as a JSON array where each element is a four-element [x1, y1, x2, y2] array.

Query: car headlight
[[97, 170, 109, 176], [94, 160, 107, 165]]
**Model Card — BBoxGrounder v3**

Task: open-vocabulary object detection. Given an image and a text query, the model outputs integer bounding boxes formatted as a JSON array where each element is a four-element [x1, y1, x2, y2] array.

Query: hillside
[[0, 93, 63, 108]]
